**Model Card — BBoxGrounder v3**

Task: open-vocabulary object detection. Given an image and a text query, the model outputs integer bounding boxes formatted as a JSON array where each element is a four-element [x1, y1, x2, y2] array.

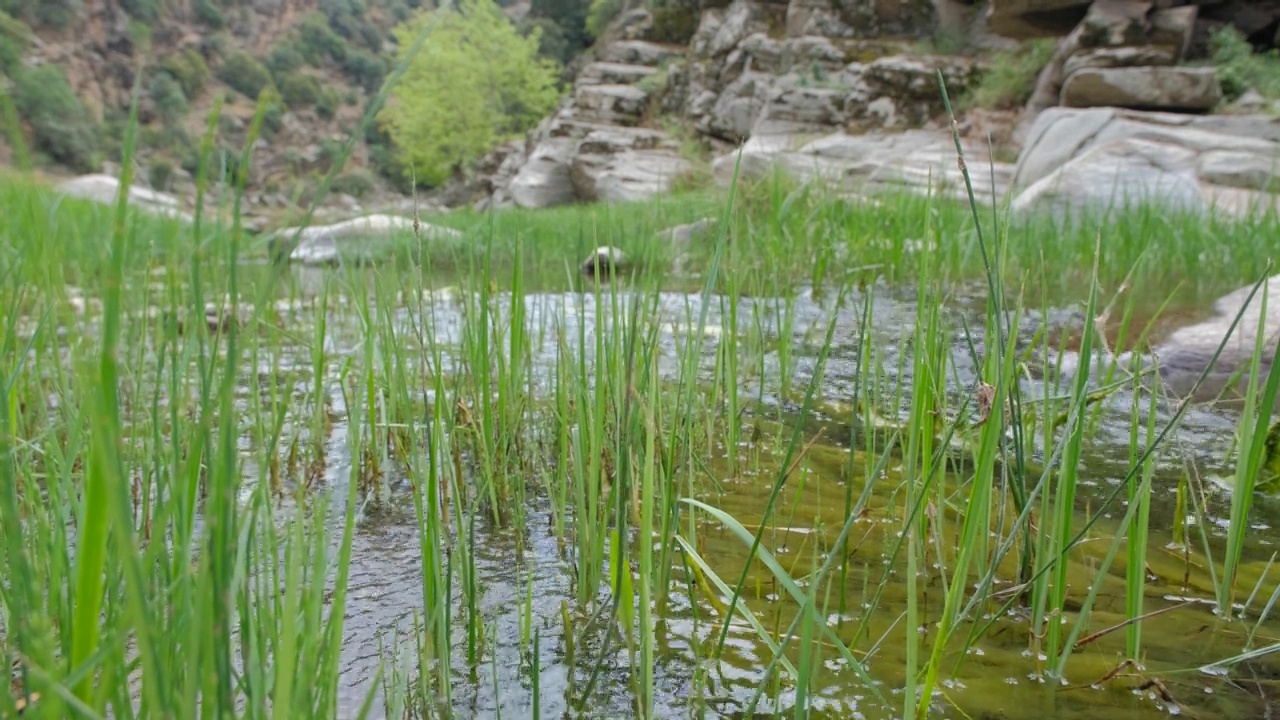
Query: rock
[[578, 62, 658, 86], [1151, 274, 1280, 402], [986, 0, 1092, 38], [1011, 107, 1280, 218], [1059, 66, 1222, 111], [581, 246, 629, 279], [847, 55, 983, 131], [784, 0, 936, 39], [614, 8, 654, 39], [56, 173, 192, 222], [1061, 46, 1177, 76], [712, 129, 1013, 206], [1077, 0, 1155, 49], [568, 126, 691, 202], [574, 84, 650, 125], [703, 72, 770, 140], [570, 149, 692, 203], [274, 214, 462, 266], [601, 40, 684, 67], [658, 217, 718, 248], [508, 138, 579, 209], [1011, 137, 1206, 217]]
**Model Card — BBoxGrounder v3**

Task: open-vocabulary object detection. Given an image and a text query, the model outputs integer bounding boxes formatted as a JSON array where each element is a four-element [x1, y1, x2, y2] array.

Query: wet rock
[[273, 214, 462, 266], [1151, 275, 1280, 402], [1011, 107, 1280, 218], [1060, 66, 1222, 112], [581, 246, 629, 279], [56, 173, 193, 222]]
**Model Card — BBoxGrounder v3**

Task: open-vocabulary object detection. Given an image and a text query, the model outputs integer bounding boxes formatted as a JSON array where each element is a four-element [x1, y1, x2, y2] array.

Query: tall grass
[[5, 60, 1280, 720]]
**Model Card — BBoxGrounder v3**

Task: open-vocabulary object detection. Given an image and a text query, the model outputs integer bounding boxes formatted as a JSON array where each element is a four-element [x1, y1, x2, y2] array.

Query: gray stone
[[659, 217, 718, 248], [986, 0, 1093, 38], [601, 40, 684, 67], [1197, 151, 1280, 192], [276, 214, 462, 266], [570, 149, 692, 203], [57, 173, 193, 222], [1011, 108, 1280, 218], [574, 84, 650, 125], [1060, 66, 1222, 111], [1010, 137, 1206, 217], [1152, 274, 1280, 402], [1061, 46, 1177, 77], [711, 129, 1012, 206], [578, 62, 658, 86], [508, 138, 579, 209]]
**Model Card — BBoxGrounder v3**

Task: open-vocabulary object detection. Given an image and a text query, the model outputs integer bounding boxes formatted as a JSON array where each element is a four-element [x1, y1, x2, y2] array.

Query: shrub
[[380, 0, 561, 186], [330, 169, 375, 197], [148, 157, 174, 191], [1210, 26, 1280, 101], [0, 10, 30, 75], [964, 39, 1055, 109], [194, 0, 224, 28], [298, 12, 347, 64], [316, 88, 341, 119], [160, 48, 210, 98], [34, 0, 78, 30], [342, 48, 385, 92], [149, 71, 189, 124], [120, 0, 160, 22], [277, 71, 321, 107], [369, 141, 414, 193], [584, 0, 620, 39], [267, 43, 306, 75], [650, 5, 698, 45], [216, 52, 273, 99], [12, 63, 97, 171]]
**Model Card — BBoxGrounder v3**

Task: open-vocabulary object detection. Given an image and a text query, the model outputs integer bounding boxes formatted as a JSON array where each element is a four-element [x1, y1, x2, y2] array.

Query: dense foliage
[[11, 63, 96, 170], [379, 0, 561, 186]]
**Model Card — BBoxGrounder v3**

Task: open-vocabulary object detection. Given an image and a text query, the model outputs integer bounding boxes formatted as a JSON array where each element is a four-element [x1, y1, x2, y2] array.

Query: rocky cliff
[[469, 0, 1280, 216]]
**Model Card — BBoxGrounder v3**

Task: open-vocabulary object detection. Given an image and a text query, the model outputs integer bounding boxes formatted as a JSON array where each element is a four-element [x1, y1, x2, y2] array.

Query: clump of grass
[[1210, 26, 1280, 101], [964, 38, 1056, 109]]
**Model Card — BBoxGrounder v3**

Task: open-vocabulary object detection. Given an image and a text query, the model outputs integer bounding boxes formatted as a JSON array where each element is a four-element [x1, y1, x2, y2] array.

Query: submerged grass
[[6, 70, 1280, 720]]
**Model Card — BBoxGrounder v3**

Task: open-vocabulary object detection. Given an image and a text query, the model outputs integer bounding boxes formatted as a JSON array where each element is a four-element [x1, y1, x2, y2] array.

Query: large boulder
[[986, 0, 1091, 38], [568, 127, 692, 202], [57, 174, 193, 223], [274, 214, 462, 266], [711, 129, 1013, 206], [1059, 66, 1222, 111], [508, 138, 580, 209], [1010, 107, 1280, 218], [1149, 274, 1280, 402]]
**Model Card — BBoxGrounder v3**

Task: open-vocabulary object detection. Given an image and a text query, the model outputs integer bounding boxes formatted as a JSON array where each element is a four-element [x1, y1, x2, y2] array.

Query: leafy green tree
[[379, 0, 561, 186]]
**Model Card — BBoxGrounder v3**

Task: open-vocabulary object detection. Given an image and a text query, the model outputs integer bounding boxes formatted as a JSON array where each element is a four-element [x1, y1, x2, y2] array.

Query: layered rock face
[[478, 0, 1280, 217]]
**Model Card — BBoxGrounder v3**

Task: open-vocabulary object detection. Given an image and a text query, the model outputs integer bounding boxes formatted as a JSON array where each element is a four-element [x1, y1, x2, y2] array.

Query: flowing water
[[248, 271, 1280, 720]]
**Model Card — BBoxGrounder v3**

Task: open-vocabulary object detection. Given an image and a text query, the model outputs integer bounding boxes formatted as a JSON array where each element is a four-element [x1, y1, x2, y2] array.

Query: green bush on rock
[[379, 0, 560, 186]]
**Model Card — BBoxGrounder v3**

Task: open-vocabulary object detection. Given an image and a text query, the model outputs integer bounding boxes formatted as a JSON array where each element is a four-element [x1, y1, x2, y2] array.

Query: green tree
[[379, 0, 561, 186]]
